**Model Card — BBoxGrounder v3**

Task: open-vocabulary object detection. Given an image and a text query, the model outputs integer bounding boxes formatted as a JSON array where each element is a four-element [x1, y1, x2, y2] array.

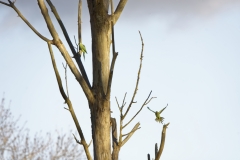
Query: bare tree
[[0, 96, 85, 160], [0, 0, 169, 160]]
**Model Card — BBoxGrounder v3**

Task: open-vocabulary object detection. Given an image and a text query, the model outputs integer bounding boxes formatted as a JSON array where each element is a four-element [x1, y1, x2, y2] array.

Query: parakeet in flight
[[79, 42, 87, 59], [147, 104, 168, 123]]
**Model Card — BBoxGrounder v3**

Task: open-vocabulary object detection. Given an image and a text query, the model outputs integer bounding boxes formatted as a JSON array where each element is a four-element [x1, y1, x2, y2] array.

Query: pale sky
[[0, 0, 240, 160]]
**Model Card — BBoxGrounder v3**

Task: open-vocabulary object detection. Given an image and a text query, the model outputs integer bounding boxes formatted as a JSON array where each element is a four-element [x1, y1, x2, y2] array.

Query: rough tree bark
[[86, 1, 125, 159]]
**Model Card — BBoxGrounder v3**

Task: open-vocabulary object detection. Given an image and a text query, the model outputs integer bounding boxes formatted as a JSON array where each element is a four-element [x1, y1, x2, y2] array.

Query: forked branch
[[0, 0, 50, 42], [114, 31, 155, 153], [123, 91, 156, 129], [0, 1, 10, 6], [37, 0, 94, 102], [47, 42, 92, 160], [113, 0, 128, 24], [121, 122, 140, 147], [45, 0, 91, 88]]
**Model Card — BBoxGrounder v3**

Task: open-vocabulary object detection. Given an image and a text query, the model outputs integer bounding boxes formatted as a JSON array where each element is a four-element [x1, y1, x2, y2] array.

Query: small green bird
[[79, 42, 87, 59], [147, 104, 167, 123]]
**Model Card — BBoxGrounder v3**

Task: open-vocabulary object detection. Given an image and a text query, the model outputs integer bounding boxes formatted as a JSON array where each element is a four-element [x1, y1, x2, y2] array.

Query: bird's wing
[[147, 107, 155, 113], [159, 106, 167, 114], [82, 45, 87, 53]]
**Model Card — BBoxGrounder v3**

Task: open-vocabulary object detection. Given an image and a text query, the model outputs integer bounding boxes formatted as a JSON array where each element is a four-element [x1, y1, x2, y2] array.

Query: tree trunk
[[90, 98, 111, 160], [89, 1, 112, 160]]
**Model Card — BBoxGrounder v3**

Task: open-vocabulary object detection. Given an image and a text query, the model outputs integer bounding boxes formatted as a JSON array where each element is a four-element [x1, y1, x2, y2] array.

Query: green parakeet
[[147, 105, 167, 123], [79, 42, 87, 59]]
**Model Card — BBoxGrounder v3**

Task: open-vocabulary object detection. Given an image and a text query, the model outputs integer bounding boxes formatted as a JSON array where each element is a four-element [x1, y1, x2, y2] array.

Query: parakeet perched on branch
[[79, 42, 87, 59], [147, 104, 168, 123]]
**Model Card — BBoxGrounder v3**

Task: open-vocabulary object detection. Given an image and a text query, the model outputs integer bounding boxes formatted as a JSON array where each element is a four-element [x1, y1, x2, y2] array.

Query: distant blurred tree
[[0, 97, 85, 160]]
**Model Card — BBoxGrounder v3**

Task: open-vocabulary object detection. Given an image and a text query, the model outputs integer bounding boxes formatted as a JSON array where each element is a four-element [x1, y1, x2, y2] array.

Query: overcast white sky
[[0, 0, 240, 160]]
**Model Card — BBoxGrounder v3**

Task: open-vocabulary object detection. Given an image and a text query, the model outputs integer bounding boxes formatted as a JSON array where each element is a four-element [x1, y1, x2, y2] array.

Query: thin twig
[[78, 0, 82, 46], [0, 0, 50, 42], [145, 96, 157, 105], [0, 1, 11, 6], [121, 92, 127, 111], [72, 133, 82, 145], [115, 97, 121, 112], [62, 63, 69, 97], [122, 31, 144, 119], [88, 139, 92, 148], [123, 91, 155, 129], [74, 35, 79, 51], [64, 107, 70, 111], [120, 122, 140, 147], [47, 41, 67, 101], [122, 126, 140, 137], [77, 0, 83, 60]]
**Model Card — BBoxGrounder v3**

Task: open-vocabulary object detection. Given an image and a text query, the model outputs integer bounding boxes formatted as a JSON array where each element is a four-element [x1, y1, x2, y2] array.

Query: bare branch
[[145, 96, 157, 105], [106, 52, 118, 99], [122, 126, 140, 137], [121, 92, 127, 110], [116, 32, 145, 148], [113, 0, 128, 24], [121, 122, 140, 147], [37, 0, 59, 40], [45, 0, 91, 89], [78, 0, 82, 45], [115, 97, 121, 112], [73, 133, 82, 145], [47, 42, 92, 160], [47, 42, 68, 101], [64, 107, 69, 111], [0, 0, 50, 42], [106, 0, 118, 99], [62, 63, 69, 97], [69, 102, 92, 159], [115, 31, 155, 152], [122, 31, 144, 119], [115, 92, 127, 117], [38, 0, 94, 102], [110, 0, 116, 56], [123, 91, 155, 129], [74, 36, 79, 50], [0, 1, 11, 6], [155, 123, 170, 160], [88, 139, 92, 148]]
